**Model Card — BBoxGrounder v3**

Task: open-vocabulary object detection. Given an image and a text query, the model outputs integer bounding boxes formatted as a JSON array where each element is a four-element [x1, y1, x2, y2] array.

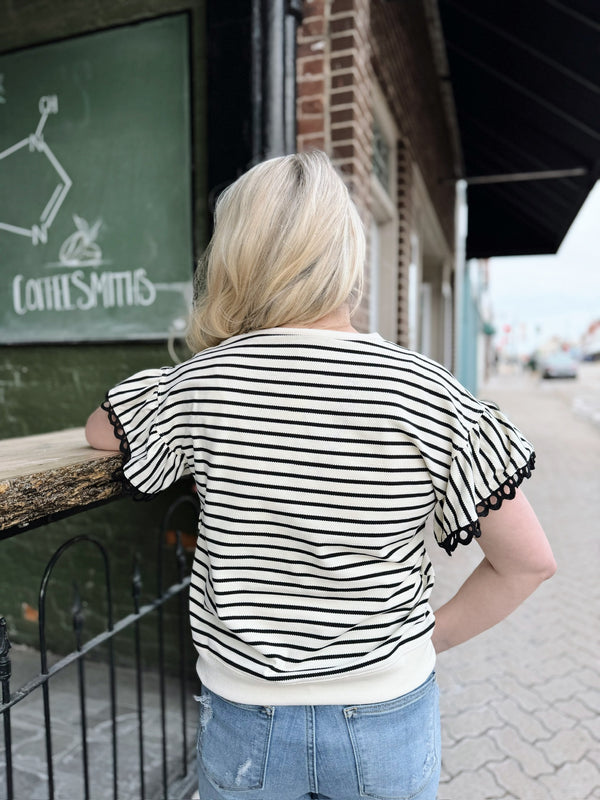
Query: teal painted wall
[[458, 262, 481, 397]]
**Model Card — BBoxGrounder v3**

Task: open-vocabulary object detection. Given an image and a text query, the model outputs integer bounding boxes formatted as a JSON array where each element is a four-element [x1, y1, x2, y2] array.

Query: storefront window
[[372, 117, 391, 194]]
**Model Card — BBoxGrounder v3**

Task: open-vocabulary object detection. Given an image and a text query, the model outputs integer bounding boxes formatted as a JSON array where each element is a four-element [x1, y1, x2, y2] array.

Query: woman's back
[[106, 326, 535, 704]]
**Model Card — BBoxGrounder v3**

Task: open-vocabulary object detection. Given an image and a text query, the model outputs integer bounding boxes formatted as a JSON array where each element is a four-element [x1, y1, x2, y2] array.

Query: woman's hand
[[432, 488, 556, 653]]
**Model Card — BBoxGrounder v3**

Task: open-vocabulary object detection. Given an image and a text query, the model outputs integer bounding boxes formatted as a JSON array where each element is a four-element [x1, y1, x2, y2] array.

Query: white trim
[[412, 164, 450, 261], [419, 282, 432, 358], [370, 82, 398, 199], [369, 82, 399, 340], [371, 172, 396, 223]]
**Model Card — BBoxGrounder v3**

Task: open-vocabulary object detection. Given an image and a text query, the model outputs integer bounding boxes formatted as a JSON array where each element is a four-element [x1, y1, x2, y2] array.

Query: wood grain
[[0, 429, 124, 531]]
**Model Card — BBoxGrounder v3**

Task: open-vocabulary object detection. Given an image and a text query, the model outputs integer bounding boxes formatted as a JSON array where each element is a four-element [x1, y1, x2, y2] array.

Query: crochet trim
[[441, 452, 536, 555], [101, 398, 152, 501], [101, 399, 130, 457]]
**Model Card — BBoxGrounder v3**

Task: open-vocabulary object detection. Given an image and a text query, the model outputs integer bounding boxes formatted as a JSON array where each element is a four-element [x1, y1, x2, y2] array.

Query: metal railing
[[0, 493, 200, 800]]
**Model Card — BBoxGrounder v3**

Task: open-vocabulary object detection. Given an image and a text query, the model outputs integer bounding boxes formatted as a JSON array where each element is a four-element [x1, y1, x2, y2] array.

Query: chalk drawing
[[0, 95, 72, 243], [58, 215, 103, 267], [0, 74, 5, 103]]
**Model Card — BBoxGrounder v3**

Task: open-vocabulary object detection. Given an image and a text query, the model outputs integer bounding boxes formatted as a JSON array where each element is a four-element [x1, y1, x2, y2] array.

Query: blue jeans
[[196, 671, 440, 800]]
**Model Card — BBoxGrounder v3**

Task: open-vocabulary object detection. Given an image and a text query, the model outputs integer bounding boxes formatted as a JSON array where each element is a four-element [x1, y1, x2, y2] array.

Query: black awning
[[437, 0, 600, 259]]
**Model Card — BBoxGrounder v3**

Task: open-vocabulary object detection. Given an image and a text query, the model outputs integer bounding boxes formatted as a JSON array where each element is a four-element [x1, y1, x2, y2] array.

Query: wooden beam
[[0, 429, 124, 535]]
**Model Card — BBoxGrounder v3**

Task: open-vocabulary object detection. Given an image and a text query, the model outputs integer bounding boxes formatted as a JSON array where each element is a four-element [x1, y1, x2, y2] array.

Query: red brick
[[330, 107, 354, 124], [331, 0, 355, 13], [330, 33, 357, 52], [297, 41, 324, 58], [332, 143, 358, 160], [297, 79, 326, 99], [330, 15, 356, 34], [330, 54, 354, 72], [303, 0, 326, 13], [297, 41, 317, 59], [336, 160, 357, 177], [301, 98, 325, 115], [331, 71, 354, 89], [330, 89, 354, 106], [299, 56, 325, 76], [299, 17, 327, 37], [298, 116, 326, 135], [331, 124, 355, 142], [298, 135, 327, 152]]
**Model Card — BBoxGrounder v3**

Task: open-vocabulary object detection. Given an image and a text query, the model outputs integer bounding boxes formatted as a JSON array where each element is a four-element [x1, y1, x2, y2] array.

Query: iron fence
[[0, 493, 201, 800]]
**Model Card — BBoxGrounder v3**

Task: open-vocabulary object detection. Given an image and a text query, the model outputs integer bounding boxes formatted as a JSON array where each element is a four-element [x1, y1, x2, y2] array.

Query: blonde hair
[[187, 150, 365, 352]]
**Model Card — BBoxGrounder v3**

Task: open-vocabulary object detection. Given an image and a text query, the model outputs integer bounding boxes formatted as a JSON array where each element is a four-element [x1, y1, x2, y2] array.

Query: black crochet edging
[[101, 399, 152, 501], [441, 452, 536, 555], [101, 399, 130, 457]]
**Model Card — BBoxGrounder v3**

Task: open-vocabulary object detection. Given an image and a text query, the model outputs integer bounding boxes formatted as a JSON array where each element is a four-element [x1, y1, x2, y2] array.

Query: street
[[429, 362, 600, 799], [538, 362, 600, 432]]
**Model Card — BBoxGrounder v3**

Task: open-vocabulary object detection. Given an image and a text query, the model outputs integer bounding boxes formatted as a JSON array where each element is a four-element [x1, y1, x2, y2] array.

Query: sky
[[487, 180, 600, 355]]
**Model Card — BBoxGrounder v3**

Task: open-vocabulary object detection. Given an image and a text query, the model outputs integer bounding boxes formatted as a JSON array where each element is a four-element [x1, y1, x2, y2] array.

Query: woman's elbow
[[85, 407, 121, 451], [480, 489, 557, 584], [536, 552, 557, 582], [518, 544, 557, 586]]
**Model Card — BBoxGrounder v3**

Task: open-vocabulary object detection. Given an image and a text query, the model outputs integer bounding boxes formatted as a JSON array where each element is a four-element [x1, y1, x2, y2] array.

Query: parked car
[[540, 352, 578, 379]]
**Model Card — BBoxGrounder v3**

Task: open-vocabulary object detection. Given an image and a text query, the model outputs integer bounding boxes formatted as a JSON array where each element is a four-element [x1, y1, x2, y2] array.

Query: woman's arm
[[85, 406, 122, 451], [431, 488, 556, 653]]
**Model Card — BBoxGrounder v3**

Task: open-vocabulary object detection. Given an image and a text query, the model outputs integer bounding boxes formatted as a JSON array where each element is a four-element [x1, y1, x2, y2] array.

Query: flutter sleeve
[[433, 401, 536, 554], [104, 368, 189, 496]]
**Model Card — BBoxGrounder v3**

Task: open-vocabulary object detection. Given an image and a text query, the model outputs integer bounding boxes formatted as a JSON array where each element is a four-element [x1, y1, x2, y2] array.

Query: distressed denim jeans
[[196, 671, 440, 800]]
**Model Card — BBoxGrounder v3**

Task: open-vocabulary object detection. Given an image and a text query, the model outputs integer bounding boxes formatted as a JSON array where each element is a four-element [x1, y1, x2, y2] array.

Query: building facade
[[297, 0, 461, 369]]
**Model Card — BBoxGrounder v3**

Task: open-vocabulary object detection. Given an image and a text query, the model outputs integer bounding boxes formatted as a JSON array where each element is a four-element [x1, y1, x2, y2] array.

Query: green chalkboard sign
[[0, 14, 193, 343]]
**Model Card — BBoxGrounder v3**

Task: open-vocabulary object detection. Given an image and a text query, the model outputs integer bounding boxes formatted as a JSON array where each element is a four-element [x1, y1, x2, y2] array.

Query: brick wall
[[296, 0, 457, 343], [370, 0, 456, 251], [297, 0, 329, 152], [297, 0, 373, 332]]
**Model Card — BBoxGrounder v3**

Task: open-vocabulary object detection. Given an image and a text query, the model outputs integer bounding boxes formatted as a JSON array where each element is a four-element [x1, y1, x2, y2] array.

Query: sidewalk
[[0, 647, 198, 800], [429, 368, 600, 800]]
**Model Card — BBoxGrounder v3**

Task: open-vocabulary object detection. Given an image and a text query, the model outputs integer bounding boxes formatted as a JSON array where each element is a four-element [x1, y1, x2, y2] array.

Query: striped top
[[106, 328, 535, 704]]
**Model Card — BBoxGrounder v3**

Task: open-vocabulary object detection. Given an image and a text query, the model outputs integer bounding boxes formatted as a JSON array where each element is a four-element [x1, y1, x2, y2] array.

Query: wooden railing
[[0, 430, 199, 800], [0, 428, 122, 538]]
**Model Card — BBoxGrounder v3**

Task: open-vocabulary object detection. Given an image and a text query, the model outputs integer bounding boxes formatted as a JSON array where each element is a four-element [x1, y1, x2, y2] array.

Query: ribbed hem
[[196, 639, 436, 706]]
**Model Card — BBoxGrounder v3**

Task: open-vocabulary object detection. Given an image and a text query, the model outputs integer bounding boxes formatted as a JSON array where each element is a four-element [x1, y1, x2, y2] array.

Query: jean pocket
[[197, 688, 274, 792], [343, 673, 440, 800]]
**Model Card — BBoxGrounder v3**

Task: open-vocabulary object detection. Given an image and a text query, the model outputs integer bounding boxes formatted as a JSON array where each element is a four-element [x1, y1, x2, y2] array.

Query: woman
[[86, 150, 556, 800]]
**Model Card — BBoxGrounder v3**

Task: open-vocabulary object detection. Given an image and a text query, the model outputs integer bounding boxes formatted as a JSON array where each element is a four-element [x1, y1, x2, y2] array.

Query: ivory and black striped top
[[106, 328, 535, 704]]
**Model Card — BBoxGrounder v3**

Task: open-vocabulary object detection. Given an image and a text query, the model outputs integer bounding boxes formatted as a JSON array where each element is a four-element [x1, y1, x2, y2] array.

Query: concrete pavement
[[0, 647, 198, 800], [430, 365, 600, 800]]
